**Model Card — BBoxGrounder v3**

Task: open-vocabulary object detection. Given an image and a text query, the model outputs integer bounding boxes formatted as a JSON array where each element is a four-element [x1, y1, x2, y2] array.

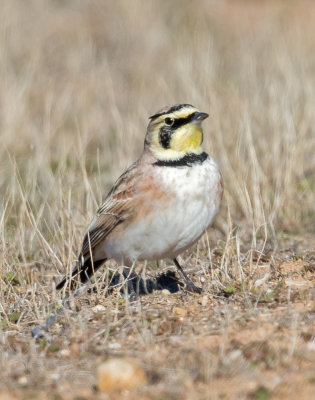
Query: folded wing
[[56, 161, 139, 290]]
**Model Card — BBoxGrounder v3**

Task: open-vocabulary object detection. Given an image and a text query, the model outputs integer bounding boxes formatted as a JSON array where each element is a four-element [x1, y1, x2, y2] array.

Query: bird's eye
[[164, 117, 174, 126]]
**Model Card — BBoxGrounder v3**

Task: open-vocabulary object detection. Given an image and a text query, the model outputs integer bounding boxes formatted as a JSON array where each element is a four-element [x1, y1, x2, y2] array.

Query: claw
[[185, 282, 202, 294]]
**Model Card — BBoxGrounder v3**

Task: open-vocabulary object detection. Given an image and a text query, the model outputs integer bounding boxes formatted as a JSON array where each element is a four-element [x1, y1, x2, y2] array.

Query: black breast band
[[153, 152, 208, 167]]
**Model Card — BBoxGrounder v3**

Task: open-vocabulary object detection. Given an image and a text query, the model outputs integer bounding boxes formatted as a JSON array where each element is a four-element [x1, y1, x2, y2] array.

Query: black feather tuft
[[56, 258, 107, 290]]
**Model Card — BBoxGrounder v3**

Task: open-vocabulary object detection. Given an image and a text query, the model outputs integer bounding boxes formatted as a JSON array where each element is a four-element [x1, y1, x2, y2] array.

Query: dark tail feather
[[56, 258, 107, 290]]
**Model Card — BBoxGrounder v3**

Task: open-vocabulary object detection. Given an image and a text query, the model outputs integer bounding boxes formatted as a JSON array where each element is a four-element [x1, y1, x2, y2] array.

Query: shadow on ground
[[88, 270, 185, 297]]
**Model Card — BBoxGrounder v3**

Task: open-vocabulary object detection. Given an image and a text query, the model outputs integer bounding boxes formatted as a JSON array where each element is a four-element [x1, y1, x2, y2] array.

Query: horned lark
[[57, 104, 223, 294]]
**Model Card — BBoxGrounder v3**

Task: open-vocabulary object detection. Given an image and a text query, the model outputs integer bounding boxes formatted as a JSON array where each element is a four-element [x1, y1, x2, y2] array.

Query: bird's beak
[[193, 112, 209, 122]]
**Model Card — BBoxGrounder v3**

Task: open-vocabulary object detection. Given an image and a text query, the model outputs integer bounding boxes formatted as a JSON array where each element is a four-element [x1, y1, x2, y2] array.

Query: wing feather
[[79, 161, 139, 260]]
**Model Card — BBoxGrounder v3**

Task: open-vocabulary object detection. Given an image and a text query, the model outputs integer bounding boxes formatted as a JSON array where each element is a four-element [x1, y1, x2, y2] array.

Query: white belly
[[105, 156, 222, 263]]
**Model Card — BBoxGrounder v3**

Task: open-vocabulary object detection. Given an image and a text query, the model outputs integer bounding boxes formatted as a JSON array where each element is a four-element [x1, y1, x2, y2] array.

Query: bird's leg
[[173, 258, 202, 294], [122, 265, 138, 301]]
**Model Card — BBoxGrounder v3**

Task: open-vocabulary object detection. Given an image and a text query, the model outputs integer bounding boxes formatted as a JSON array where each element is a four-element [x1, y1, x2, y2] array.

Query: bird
[[56, 104, 223, 295]]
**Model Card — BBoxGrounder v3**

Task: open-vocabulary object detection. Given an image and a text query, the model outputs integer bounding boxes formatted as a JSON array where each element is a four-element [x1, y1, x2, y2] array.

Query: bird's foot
[[173, 258, 202, 294], [185, 281, 203, 294], [128, 290, 139, 302]]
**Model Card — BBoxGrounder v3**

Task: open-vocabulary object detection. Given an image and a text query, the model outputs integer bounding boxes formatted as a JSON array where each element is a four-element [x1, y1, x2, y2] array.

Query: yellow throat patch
[[146, 104, 207, 161], [170, 123, 203, 153]]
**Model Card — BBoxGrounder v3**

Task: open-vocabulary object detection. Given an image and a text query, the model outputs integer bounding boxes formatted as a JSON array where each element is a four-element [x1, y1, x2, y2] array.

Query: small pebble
[[201, 295, 208, 306], [60, 349, 71, 358], [108, 342, 121, 350], [17, 376, 27, 385], [173, 307, 187, 316], [97, 358, 147, 392], [92, 304, 106, 313]]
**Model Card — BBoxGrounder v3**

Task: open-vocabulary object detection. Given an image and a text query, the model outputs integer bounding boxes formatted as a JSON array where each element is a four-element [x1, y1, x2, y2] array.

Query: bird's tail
[[56, 257, 107, 290]]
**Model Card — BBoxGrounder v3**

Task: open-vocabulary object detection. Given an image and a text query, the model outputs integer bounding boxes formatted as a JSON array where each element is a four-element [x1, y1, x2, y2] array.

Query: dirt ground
[[1, 235, 314, 400]]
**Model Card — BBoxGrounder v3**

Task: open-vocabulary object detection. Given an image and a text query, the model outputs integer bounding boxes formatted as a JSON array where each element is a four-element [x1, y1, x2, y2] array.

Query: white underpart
[[104, 156, 221, 263]]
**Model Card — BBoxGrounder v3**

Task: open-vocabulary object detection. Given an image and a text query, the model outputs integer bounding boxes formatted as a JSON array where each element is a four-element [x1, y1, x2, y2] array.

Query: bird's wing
[[80, 161, 140, 260], [56, 160, 144, 290]]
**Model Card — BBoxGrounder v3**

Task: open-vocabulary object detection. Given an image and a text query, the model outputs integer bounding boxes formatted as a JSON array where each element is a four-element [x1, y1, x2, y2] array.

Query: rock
[[172, 307, 187, 316], [201, 295, 208, 306], [60, 348, 71, 358], [92, 304, 106, 313], [108, 342, 121, 350], [97, 358, 147, 392], [17, 376, 28, 385]]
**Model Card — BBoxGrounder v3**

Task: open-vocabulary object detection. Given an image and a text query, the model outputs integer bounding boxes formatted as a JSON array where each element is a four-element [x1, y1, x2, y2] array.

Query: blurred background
[[0, 1, 314, 398], [1, 0, 314, 249]]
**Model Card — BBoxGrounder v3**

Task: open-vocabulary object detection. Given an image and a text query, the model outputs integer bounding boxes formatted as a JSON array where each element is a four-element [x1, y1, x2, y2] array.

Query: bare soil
[[1, 237, 314, 400]]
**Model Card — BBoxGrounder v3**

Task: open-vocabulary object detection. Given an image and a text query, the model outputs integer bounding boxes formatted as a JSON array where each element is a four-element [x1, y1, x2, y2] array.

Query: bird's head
[[145, 104, 209, 161]]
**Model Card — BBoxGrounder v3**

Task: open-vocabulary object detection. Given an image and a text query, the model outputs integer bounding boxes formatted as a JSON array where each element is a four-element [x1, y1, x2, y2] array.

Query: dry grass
[[0, 0, 314, 399]]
